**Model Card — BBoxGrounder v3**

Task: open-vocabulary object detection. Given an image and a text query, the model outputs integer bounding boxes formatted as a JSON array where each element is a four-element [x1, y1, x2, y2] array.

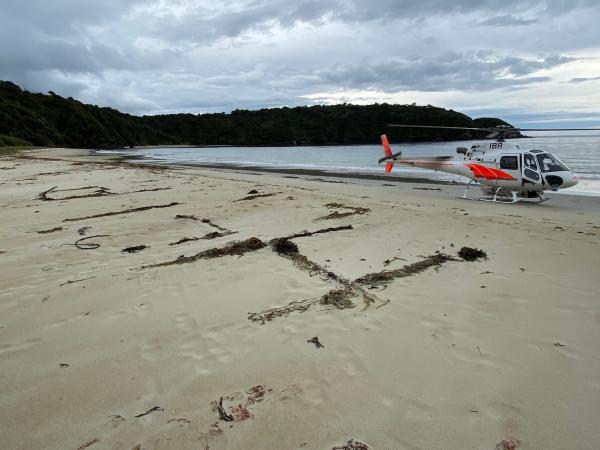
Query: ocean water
[[100, 133, 600, 196]]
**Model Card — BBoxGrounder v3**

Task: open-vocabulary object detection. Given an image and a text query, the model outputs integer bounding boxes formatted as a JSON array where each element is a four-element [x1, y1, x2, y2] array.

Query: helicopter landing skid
[[461, 183, 548, 204], [461, 192, 522, 203]]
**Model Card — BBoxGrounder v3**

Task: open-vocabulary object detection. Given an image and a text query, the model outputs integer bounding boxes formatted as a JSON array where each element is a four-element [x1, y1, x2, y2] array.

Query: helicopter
[[378, 124, 599, 203]]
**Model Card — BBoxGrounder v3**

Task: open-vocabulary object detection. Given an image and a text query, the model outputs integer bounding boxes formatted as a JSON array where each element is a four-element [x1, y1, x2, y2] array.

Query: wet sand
[[1, 148, 599, 450]]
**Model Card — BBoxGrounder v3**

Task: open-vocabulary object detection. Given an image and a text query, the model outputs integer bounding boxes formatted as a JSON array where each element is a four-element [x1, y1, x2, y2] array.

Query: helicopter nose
[[544, 172, 578, 190], [558, 172, 578, 189], [568, 172, 579, 187]]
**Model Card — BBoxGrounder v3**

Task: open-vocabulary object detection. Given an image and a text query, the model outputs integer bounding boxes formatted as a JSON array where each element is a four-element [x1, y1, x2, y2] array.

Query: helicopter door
[[498, 154, 520, 180], [522, 153, 542, 184]]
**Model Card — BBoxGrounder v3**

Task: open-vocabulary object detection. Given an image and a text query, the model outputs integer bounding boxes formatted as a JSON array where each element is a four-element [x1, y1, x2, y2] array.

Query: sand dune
[[1, 148, 599, 450]]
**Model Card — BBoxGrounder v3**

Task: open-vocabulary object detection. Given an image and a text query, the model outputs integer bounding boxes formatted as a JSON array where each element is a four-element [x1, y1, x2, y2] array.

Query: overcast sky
[[2, 0, 600, 126]]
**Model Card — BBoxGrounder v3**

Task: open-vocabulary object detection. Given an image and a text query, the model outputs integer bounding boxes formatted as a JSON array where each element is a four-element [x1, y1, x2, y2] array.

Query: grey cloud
[[129, 0, 600, 45], [0, 37, 101, 74], [0, 10, 185, 86], [312, 53, 566, 92], [2, 69, 90, 100], [149, 1, 341, 44], [1, 0, 599, 117], [568, 75, 600, 83], [338, 0, 600, 22], [477, 15, 538, 27], [1, 0, 146, 36]]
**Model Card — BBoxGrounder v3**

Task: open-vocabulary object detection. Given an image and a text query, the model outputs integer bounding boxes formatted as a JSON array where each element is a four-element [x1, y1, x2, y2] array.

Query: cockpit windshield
[[535, 153, 569, 173]]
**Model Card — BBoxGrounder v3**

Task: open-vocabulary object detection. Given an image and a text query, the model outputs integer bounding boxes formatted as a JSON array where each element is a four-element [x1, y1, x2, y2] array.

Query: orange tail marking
[[381, 134, 392, 157], [385, 162, 394, 174]]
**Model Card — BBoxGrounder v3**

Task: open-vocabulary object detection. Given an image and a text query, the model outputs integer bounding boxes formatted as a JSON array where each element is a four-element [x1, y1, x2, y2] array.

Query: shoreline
[[109, 158, 458, 185], [13, 147, 600, 198], [97, 151, 600, 198]]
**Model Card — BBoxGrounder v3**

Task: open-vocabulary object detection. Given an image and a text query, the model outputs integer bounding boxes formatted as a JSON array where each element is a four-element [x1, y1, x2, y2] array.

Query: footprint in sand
[[334, 347, 369, 378], [585, 379, 600, 392], [484, 400, 522, 421], [139, 339, 165, 362], [176, 330, 239, 368], [172, 313, 198, 332], [379, 396, 397, 408], [379, 392, 437, 422], [297, 379, 329, 405]]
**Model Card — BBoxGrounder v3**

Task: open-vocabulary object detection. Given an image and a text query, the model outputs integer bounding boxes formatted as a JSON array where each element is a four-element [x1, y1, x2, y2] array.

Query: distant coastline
[[1, 80, 520, 150]]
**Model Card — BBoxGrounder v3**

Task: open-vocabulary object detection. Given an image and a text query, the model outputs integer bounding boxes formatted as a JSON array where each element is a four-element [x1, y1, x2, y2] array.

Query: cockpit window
[[535, 153, 569, 173], [524, 153, 538, 170]]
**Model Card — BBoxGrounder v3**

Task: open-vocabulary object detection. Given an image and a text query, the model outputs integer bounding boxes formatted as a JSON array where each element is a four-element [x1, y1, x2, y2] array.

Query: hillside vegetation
[[1, 80, 513, 148]]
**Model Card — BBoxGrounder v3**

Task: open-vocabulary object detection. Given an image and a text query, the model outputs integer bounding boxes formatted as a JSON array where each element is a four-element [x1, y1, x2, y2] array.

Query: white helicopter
[[378, 124, 598, 203]]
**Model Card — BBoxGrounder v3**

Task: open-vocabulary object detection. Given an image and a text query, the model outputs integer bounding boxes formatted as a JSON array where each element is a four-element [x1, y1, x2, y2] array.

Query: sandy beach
[[1, 148, 599, 450]]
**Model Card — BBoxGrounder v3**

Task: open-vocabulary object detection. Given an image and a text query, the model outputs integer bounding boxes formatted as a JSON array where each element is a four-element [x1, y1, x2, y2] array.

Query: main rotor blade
[[388, 124, 600, 132], [517, 128, 600, 131]]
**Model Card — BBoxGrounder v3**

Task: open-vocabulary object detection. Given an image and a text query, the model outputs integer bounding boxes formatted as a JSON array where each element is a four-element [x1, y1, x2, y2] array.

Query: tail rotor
[[378, 134, 401, 173]]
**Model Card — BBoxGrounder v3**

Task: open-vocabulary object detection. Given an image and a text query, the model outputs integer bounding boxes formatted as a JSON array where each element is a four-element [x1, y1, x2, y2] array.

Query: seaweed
[[38, 186, 113, 201], [248, 298, 318, 324], [37, 226, 63, 234], [122, 245, 148, 253], [134, 406, 164, 418], [77, 438, 100, 450], [141, 237, 266, 269], [235, 192, 277, 201], [169, 237, 200, 246], [271, 238, 299, 255], [457, 246, 488, 261], [201, 218, 230, 232], [59, 276, 95, 287], [201, 231, 234, 240], [63, 202, 181, 222], [77, 226, 91, 236], [70, 235, 111, 250], [332, 439, 370, 450], [355, 253, 456, 287], [215, 397, 234, 422], [316, 203, 370, 221], [248, 237, 379, 323], [320, 287, 356, 309], [307, 336, 325, 348], [175, 214, 198, 220], [281, 225, 353, 240]]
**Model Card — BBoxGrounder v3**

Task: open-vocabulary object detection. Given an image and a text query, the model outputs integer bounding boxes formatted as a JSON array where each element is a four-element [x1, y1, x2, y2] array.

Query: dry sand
[[1, 148, 599, 450]]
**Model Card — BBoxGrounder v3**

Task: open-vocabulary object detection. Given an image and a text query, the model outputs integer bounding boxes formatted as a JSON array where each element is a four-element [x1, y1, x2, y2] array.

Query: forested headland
[[1, 80, 516, 148]]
